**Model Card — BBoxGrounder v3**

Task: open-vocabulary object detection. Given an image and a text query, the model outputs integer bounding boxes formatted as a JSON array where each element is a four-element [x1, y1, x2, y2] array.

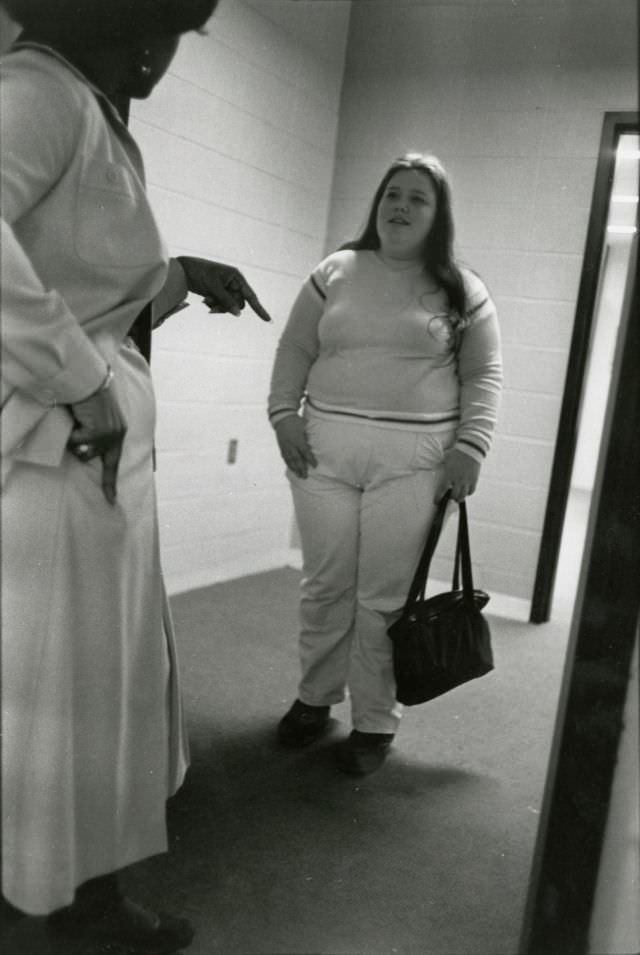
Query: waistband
[[305, 398, 459, 433]]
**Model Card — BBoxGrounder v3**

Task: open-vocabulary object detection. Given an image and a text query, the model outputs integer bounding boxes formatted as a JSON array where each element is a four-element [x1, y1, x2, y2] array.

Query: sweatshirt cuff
[[453, 439, 486, 464], [268, 408, 299, 427]]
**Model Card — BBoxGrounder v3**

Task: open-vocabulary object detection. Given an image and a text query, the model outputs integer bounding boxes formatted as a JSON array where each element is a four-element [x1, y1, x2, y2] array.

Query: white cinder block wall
[[4, 0, 633, 610], [129, 0, 351, 594], [326, 0, 637, 604]]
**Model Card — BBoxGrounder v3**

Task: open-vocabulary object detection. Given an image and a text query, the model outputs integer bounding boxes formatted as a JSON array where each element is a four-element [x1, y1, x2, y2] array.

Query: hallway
[[0, 2, 635, 952], [2, 476, 594, 955], [127, 569, 572, 955], [2, 562, 571, 955]]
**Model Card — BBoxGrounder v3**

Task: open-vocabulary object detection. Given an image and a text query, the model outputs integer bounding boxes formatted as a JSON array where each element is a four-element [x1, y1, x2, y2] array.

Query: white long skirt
[[1, 342, 189, 915]]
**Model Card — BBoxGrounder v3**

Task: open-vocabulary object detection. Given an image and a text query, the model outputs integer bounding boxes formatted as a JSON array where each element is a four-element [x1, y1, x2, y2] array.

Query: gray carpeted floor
[[130, 567, 571, 955], [1, 566, 571, 955]]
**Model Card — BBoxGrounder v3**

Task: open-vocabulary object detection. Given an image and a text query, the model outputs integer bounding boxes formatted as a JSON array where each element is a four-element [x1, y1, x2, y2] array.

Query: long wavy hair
[[340, 152, 468, 317]]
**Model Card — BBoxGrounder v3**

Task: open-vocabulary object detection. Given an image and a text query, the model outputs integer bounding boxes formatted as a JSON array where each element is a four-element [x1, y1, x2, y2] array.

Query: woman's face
[[375, 168, 438, 261], [124, 33, 181, 99]]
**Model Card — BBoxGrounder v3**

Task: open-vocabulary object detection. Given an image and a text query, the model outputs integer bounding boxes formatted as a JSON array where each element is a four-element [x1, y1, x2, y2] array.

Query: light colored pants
[[288, 409, 456, 734]]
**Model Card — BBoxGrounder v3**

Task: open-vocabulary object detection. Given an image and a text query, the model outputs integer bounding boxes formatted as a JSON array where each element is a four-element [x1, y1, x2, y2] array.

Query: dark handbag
[[388, 495, 494, 705]]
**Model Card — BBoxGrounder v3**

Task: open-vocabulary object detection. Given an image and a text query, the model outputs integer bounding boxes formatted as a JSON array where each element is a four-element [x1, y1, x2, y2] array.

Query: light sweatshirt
[[268, 249, 503, 462]]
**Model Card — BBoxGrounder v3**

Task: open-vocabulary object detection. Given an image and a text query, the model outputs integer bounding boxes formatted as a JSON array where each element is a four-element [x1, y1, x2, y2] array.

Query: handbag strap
[[454, 499, 476, 601], [401, 492, 450, 614], [400, 494, 475, 618]]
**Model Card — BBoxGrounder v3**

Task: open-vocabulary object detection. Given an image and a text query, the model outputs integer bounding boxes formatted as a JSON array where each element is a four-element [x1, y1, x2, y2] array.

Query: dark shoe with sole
[[277, 699, 330, 747], [336, 730, 395, 775], [47, 896, 194, 954]]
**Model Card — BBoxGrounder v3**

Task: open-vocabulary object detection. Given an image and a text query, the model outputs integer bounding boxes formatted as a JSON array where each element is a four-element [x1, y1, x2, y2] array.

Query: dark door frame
[[530, 111, 639, 623], [519, 225, 639, 953]]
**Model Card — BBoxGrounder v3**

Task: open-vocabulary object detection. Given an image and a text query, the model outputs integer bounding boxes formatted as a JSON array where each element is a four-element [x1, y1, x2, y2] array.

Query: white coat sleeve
[[0, 62, 109, 405]]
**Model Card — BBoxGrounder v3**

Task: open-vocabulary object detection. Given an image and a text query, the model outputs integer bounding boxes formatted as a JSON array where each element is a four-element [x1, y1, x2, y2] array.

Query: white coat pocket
[[74, 157, 163, 269]]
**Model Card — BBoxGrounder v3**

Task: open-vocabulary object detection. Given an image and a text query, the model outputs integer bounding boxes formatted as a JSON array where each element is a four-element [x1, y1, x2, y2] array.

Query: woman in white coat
[[1, 2, 269, 951]]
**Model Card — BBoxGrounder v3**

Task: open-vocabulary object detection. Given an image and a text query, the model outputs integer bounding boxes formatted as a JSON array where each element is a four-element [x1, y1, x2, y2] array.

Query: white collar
[[11, 40, 127, 130]]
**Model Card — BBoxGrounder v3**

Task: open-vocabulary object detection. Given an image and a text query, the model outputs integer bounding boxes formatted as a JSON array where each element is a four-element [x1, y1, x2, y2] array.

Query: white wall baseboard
[[164, 548, 297, 597], [166, 547, 531, 621], [428, 579, 531, 622]]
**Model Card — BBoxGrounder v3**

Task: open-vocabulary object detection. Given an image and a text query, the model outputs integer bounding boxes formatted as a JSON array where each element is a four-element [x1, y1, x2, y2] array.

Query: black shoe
[[336, 730, 394, 775], [48, 897, 194, 954], [277, 699, 330, 747]]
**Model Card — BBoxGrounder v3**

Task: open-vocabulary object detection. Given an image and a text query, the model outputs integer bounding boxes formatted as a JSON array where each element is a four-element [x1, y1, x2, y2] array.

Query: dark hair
[[2, 0, 218, 46], [341, 152, 468, 317]]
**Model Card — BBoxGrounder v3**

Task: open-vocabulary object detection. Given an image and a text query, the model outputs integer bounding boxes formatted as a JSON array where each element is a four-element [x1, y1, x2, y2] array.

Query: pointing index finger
[[238, 279, 272, 322]]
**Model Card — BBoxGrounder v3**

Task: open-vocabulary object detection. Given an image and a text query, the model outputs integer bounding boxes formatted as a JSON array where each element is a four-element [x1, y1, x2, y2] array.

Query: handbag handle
[[452, 500, 476, 598], [400, 494, 476, 617]]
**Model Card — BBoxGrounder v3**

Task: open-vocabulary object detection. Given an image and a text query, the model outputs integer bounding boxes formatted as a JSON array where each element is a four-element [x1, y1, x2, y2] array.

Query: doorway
[[531, 113, 639, 624]]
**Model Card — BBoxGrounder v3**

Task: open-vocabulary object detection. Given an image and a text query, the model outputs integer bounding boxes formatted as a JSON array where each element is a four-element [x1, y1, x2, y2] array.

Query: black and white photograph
[[1, 2, 638, 954]]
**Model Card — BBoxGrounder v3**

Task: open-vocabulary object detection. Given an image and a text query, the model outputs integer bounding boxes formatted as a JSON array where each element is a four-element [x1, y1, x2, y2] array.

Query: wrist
[[175, 256, 193, 288], [176, 255, 199, 287], [98, 365, 114, 392], [269, 409, 298, 428], [76, 365, 113, 404], [453, 441, 484, 465]]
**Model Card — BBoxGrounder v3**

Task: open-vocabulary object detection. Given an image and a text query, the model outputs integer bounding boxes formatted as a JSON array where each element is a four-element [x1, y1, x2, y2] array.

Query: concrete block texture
[[129, 0, 636, 609]]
